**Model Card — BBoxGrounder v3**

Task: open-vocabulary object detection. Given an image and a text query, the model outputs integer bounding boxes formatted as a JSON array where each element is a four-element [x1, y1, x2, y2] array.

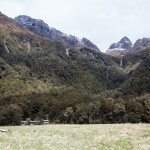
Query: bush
[[128, 113, 141, 123], [0, 104, 22, 125]]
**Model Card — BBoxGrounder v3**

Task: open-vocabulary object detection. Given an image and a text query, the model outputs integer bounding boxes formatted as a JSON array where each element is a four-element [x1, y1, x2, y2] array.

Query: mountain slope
[[15, 15, 100, 51], [0, 12, 123, 98], [119, 48, 150, 96], [132, 38, 150, 51]]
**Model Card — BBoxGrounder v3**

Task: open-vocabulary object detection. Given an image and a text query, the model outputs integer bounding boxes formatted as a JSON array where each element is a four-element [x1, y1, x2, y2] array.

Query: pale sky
[[0, 0, 150, 51]]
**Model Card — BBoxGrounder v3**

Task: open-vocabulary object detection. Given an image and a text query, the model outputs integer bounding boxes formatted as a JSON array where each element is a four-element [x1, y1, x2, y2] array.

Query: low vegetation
[[0, 124, 150, 150]]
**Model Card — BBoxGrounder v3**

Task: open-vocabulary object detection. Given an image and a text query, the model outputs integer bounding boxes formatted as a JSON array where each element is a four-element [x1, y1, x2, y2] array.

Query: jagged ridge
[[15, 15, 100, 51]]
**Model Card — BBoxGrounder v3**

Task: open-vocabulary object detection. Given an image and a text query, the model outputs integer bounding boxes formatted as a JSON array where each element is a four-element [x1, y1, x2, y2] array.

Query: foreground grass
[[0, 124, 150, 150]]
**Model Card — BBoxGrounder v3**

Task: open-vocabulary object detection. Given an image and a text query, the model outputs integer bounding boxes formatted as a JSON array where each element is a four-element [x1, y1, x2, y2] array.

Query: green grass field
[[0, 124, 150, 150]]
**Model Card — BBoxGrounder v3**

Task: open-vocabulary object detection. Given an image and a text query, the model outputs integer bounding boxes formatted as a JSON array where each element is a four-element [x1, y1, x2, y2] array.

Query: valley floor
[[0, 124, 150, 150]]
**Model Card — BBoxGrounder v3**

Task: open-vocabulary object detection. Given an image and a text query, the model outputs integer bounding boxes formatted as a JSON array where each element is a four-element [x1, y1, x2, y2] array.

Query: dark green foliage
[[121, 56, 150, 96], [0, 104, 22, 125]]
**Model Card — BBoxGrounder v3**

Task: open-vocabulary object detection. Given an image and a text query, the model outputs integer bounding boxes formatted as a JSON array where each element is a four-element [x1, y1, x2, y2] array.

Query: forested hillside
[[0, 12, 150, 125]]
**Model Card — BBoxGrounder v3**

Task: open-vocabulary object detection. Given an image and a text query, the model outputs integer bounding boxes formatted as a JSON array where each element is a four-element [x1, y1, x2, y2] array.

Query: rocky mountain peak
[[15, 15, 52, 37], [120, 36, 131, 44], [106, 36, 150, 57], [109, 36, 133, 51], [15, 15, 100, 51]]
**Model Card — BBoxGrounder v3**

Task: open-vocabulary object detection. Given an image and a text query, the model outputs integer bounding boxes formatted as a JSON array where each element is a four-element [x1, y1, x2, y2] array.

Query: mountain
[[106, 37, 133, 57], [0, 12, 126, 124], [108, 37, 133, 51], [15, 15, 100, 51], [107, 37, 150, 58], [105, 36, 150, 94], [0, 12, 124, 97], [0, 12, 150, 125]]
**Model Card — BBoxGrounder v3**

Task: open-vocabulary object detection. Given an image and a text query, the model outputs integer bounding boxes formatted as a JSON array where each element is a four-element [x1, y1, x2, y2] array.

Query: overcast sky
[[0, 0, 150, 51]]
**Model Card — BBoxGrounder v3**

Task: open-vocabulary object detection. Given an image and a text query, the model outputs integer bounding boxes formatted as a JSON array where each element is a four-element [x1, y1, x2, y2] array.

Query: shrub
[[0, 104, 22, 125]]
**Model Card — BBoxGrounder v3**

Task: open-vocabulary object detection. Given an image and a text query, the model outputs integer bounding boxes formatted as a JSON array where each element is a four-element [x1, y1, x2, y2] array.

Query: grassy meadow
[[0, 124, 150, 150]]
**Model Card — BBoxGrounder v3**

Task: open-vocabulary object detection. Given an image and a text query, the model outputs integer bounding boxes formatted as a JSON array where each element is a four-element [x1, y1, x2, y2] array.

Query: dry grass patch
[[0, 124, 150, 150]]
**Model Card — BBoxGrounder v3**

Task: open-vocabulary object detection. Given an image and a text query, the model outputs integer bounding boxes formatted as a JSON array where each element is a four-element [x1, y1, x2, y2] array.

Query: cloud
[[0, 0, 150, 51]]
